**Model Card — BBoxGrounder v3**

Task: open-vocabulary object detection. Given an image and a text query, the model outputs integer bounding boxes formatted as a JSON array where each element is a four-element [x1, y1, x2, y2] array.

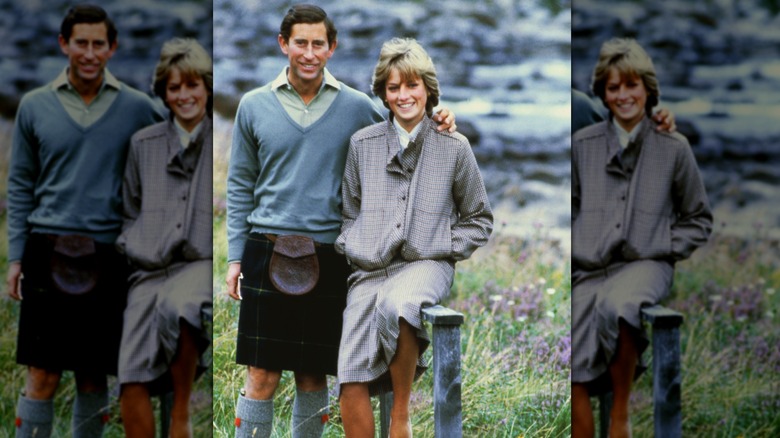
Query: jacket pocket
[[624, 209, 672, 260], [403, 208, 452, 260], [344, 209, 395, 270]]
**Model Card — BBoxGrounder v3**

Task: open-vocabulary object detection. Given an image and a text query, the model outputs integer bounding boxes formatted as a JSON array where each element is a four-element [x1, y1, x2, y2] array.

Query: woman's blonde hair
[[591, 38, 659, 115], [372, 38, 440, 116], [152, 38, 213, 114]]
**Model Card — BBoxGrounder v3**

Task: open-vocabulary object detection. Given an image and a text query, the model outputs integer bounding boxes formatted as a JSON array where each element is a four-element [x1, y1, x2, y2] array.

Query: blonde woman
[[116, 38, 212, 438], [335, 38, 493, 437], [571, 38, 712, 437]]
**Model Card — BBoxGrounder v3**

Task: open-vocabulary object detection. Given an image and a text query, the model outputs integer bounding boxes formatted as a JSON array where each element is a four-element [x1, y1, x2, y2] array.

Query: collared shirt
[[52, 67, 121, 127], [174, 117, 205, 149], [393, 116, 424, 151], [271, 67, 340, 128], [612, 116, 643, 149]]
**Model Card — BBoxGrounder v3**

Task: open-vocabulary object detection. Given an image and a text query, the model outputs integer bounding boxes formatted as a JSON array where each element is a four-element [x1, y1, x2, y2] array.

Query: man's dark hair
[[279, 4, 337, 46], [60, 4, 118, 46]]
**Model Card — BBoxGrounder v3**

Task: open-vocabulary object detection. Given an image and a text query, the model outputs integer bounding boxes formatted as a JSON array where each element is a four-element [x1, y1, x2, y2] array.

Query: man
[[6, 5, 163, 437], [225, 5, 454, 437]]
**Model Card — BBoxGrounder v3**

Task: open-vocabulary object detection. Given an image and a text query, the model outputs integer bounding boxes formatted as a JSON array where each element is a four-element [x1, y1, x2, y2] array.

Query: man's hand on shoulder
[[652, 107, 676, 133], [6, 261, 22, 301], [434, 107, 457, 133]]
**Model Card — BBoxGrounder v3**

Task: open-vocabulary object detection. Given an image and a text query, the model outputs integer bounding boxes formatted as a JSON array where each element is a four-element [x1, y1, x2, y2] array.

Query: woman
[[115, 38, 212, 438], [571, 38, 712, 437], [335, 38, 493, 437]]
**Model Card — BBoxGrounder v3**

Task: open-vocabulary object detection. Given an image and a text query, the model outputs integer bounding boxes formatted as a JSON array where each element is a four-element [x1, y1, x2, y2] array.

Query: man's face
[[58, 22, 117, 87], [278, 22, 336, 88]]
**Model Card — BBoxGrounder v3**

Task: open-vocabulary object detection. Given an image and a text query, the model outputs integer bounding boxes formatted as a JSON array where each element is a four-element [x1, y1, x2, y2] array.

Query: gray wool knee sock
[[71, 390, 109, 438], [235, 394, 273, 438], [15, 395, 53, 438], [291, 388, 329, 438]]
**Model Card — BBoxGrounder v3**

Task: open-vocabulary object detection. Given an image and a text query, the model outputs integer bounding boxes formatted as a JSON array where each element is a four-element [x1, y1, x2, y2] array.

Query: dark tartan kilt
[[236, 233, 350, 375], [16, 233, 128, 374]]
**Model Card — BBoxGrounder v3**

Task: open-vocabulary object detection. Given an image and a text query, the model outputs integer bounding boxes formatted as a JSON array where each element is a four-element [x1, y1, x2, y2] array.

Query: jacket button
[[616, 223, 621, 229], [396, 223, 401, 228]]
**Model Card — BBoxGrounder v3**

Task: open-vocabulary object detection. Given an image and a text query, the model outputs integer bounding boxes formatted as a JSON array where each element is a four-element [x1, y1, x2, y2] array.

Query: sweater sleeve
[[226, 96, 261, 262], [670, 143, 712, 260], [7, 100, 39, 262], [450, 141, 493, 260]]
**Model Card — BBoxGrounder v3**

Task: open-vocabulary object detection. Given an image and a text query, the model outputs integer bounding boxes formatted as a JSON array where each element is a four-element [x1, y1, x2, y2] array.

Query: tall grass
[[210, 114, 572, 437], [0, 117, 213, 437]]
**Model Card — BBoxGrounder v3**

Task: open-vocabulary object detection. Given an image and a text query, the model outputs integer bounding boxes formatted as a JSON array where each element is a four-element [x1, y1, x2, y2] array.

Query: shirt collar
[[173, 117, 205, 149], [612, 116, 644, 149], [52, 66, 122, 92], [270, 67, 341, 92], [393, 116, 424, 150]]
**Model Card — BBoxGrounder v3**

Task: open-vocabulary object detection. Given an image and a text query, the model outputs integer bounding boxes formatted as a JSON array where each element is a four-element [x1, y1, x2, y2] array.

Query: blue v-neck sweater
[[8, 84, 163, 261], [227, 82, 383, 261]]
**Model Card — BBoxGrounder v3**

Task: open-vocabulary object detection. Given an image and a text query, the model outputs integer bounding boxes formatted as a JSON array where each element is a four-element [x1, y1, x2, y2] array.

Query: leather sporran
[[269, 235, 319, 295], [49, 235, 100, 296]]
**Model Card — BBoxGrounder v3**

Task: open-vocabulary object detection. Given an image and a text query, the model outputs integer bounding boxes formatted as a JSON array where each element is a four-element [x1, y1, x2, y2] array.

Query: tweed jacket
[[335, 116, 493, 271], [572, 118, 712, 271], [116, 117, 213, 271]]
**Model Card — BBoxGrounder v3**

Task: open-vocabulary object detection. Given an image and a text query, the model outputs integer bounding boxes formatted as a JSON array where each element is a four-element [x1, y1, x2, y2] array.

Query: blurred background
[[573, 0, 780, 240], [213, 0, 573, 248], [573, 1, 780, 435], [0, 0, 213, 436]]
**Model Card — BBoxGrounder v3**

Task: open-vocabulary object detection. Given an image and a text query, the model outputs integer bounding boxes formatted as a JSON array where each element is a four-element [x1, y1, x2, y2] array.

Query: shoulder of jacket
[[131, 121, 169, 144], [351, 121, 388, 142], [651, 129, 690, 149], [573, 121, 607, 142]]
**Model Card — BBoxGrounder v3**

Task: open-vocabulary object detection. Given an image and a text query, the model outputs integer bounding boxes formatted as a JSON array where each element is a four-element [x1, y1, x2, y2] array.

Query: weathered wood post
[[378, 305, 464, 437], [598, 392, 613, 438], [597, 305, 683, 438], [422, 305, 464, 438], [641, 305, 684, 438], [379, 391, 393, 438]]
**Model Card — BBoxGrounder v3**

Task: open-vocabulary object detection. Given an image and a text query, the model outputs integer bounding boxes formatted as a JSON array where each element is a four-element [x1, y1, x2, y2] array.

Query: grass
[[2, 110, 780, 436], [210, 114, 572, 437], [0, 118, 213, 437]]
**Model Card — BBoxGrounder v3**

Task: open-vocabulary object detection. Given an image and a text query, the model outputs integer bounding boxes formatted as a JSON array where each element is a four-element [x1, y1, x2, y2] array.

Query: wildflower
[[489, 294, 503, 303], [709, 295, 722, 302], [546, 310, 555, 318], [507, 300, 516, 306], [767, 288, 776, 296], [537, 277, 547, 285], [517, 315, 528, 322], [736, 315, 747, 322], [546, 288, 555, 295]]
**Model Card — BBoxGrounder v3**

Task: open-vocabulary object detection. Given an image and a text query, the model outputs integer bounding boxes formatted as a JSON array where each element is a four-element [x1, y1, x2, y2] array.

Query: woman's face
[[605, 68, 647, 132], [385, 68, 427, 132], [166, 67, 209, 132]]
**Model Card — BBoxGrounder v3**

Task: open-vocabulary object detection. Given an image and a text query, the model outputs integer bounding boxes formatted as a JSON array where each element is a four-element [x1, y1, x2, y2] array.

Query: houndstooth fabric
[[334, 115, 493, 271], [571, 116, 711, 392], [571, 259, 673, 390], [116, 118, 213, 390], [337, 258, 454, 394], [572, 118, 712, 271], [335, 115, 492, 393]]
